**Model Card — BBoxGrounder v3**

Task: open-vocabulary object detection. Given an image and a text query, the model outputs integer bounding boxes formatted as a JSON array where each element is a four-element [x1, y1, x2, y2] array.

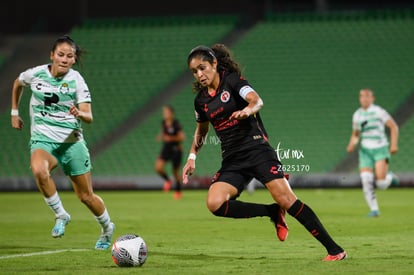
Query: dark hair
[[52, 35, 83, 64], [187, 45, 216, 66], [188, 44, 241, 93]]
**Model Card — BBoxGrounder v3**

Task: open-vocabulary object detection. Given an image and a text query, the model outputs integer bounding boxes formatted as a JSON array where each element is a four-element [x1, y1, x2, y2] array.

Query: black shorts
[[211, 144, 285, 195], [159, 144, 182, 169]]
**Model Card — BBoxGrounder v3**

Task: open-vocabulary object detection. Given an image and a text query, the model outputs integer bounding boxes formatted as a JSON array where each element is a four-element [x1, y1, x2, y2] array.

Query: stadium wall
[[1, 173, 414, 191], [1, 0, 414, 33]]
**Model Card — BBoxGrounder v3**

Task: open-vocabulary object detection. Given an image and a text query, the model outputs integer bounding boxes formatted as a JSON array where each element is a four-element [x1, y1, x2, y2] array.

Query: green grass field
[[1, 188, 413, 274]]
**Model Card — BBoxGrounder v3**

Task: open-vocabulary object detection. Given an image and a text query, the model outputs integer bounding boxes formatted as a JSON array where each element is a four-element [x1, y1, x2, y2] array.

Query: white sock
[[95, 209, 112, 233], [360, 172, 379, 211], [44, 192, 68, 218], [386, 173, 393, 183], [376, 173, 393, 190]]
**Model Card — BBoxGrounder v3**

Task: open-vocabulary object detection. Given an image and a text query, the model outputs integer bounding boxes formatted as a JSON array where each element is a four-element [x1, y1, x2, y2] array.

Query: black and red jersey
[[162, 119, 182, 146], [194, 71, 269, 160]]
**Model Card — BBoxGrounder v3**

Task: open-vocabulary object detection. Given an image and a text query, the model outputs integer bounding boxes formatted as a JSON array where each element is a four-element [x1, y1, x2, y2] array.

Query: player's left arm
[[385, 117, 399, 154], [70, 102, 93, 123], [230, 91, 263, 120]]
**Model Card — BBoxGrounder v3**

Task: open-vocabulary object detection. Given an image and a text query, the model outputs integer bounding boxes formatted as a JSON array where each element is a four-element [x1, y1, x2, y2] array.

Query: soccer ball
[[111, 234, 148, 267]]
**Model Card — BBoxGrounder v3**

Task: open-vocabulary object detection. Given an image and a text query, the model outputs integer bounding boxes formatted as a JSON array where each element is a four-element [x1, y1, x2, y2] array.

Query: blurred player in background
[[155, 105, 185, 199], [347, 88, 399, 217], [10, 35, 115, 250], [183, 44, 347, 261], [246, 178, 260, 194]]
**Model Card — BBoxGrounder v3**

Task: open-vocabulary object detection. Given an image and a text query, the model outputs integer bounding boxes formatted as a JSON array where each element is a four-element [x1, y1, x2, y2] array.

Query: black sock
[[175, 181, 181, 192], [159, 173, 169, 181], [287, 199, 343, 255], [213, 200, 277, 218]]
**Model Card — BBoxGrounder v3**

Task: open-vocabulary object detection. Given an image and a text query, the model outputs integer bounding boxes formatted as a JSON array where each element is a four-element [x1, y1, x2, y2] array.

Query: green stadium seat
[[88, 11, 414, 177], [1, 11, 414, 179]]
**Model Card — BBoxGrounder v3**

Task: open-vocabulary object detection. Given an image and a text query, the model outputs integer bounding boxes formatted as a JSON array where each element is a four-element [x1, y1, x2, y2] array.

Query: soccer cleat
[[163, 180, 172, 192], [270, 205, 289, 241], [95, 222, 115, 250], [367, 210, 380, 217], [323, 251, 347, 261], [51, 213, 71, 238], [389, 172, 399, 187], [174, 191, 182, 200]]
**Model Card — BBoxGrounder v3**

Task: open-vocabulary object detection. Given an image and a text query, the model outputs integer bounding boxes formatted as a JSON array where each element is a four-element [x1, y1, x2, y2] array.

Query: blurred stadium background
[[1, 0, 413, 191]]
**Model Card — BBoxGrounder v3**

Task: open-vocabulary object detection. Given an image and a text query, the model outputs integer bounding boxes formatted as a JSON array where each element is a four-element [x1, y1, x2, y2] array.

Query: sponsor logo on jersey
[[220, 91, 230, 103], [34, 81, 52, 90], [210, 106, 224, 118], [269, 166, 279, 175]]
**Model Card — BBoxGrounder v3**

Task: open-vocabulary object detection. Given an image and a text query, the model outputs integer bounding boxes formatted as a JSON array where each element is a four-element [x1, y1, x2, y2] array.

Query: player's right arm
[[182, 121, 209, 184], [346, 129, 359, 153], [11, 77, 25, 130]]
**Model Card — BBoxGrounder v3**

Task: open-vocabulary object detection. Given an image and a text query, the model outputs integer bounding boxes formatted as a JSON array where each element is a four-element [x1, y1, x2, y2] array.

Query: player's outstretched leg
[[212, 200, 288, 241], [287, 199, 347, 261]]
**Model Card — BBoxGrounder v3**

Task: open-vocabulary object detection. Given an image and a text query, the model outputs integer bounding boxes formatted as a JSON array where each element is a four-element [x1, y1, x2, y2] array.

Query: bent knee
[[31, 165, 50, 182], [206, 196, 226, 213], [78, 193, 95, 205], [274, 193, 297, 210]]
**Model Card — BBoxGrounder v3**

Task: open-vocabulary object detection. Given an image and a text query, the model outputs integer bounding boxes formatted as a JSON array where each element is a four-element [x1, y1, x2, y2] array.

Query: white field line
[[0, 248, 89, 259]]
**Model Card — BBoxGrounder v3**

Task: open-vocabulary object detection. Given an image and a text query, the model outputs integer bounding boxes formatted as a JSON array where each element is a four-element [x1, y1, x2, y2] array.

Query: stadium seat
[[1, 11, 413, 179]]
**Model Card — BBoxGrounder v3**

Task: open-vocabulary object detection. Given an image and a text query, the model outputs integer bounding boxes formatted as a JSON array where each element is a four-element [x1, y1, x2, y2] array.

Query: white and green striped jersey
[[19, 64, 91, 143], [352, 104, 391, 149]]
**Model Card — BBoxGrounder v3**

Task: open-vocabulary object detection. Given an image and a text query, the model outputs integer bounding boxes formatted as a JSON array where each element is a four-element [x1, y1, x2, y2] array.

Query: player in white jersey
[[10, 35, 115, 249], [346, 89, 399, 217]]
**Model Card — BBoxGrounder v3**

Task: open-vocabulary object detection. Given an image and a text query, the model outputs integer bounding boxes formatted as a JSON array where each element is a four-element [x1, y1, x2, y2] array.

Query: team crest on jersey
[[59, 83, 69, 94], [220, 91, 231, 103]]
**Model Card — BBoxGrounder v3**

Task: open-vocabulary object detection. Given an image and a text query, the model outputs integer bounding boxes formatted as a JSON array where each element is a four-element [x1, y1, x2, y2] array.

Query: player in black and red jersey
[[155, 105, 185, 199], [182, 44, 347, 261]]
